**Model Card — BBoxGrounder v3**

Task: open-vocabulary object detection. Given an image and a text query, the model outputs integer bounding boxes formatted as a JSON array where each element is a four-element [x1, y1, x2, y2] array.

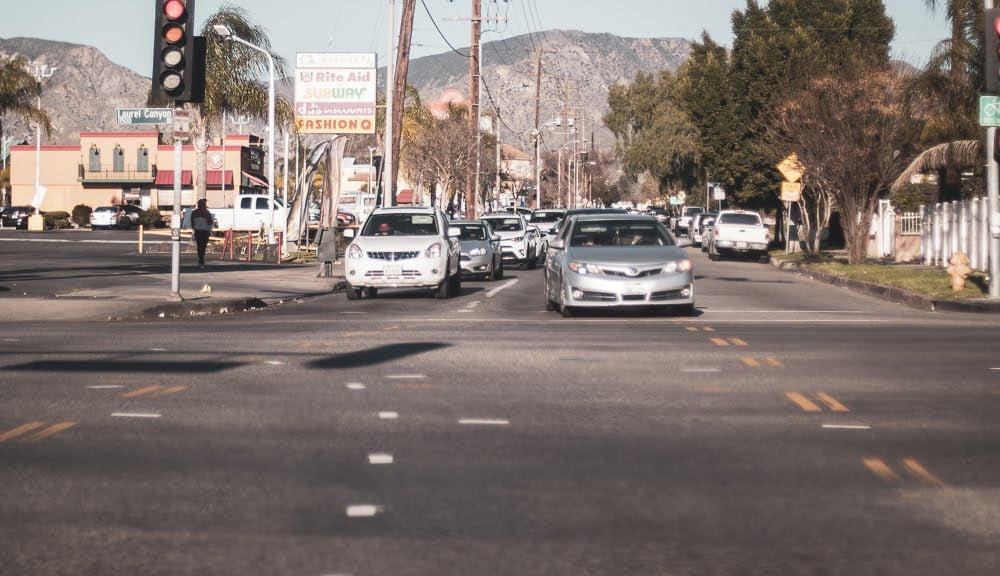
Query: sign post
[[776, 154, 805, 254]]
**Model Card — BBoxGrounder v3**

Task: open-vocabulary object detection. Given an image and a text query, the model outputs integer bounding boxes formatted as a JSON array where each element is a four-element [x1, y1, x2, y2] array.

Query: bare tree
[[763, 69, 921, 263], [401, 104, 475, 210]]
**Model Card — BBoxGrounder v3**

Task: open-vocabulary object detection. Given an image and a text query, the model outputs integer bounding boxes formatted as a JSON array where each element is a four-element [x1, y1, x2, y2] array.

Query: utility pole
[[384, 0, 395, 209], [465, 0, 481, 219], [390, 0, 416, 207], [533, 48, 543, 209]]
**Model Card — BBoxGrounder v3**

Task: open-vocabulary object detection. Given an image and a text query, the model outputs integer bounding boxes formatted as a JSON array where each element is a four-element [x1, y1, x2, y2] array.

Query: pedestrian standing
[[190, 199, 214, 268]]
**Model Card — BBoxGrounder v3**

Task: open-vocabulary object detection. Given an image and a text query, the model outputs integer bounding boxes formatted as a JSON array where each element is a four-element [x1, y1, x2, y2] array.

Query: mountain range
[[1, 31, 691, 154]]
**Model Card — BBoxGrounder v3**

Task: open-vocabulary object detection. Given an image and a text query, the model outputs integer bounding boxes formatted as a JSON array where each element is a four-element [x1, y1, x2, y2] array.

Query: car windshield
[[362, 213, 439, 236], [719, 213, 760, 226], [483, 218, 523, 232], [569, 221, 672, 247], [457, 224, 486, 241]]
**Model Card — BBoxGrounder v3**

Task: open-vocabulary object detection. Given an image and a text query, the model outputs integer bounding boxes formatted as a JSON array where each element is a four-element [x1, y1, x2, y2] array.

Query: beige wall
[[8, 132, 257, 214]]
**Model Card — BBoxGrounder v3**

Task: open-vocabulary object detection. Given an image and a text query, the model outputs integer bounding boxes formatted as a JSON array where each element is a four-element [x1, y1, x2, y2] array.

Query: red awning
[[397, 189, 415, 204], [242, 170, 268, 187], [206, 170, 233, 188], [154, 170, 193, 187]]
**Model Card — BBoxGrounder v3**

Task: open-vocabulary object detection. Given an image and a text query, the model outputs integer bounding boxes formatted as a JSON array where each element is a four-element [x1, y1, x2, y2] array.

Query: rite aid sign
[[295, 52, 376, 135]]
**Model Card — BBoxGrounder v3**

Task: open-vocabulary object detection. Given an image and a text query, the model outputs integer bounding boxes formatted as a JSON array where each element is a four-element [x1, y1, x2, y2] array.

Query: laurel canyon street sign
[[116, 108, 174, 125]]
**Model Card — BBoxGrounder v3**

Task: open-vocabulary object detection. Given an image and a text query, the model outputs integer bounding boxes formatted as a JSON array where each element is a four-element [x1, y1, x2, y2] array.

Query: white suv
[[480, 213, 538, 269], [344, 207, 462, 299]]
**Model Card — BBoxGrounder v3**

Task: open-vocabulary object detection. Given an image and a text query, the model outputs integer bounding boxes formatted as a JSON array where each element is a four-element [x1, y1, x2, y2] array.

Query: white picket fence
[[913, 197, 992, 270]]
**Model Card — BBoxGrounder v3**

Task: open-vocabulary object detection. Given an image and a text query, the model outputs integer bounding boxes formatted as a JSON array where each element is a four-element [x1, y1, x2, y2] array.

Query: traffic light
[[986, 8, 1000, 94], [151, 0, 204, 102]]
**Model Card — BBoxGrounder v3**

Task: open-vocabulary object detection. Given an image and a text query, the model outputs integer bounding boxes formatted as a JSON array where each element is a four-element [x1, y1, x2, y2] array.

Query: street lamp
[[214, 24, 276, 241], [572, 152, 596, 209], [30, 64, 57, 214], [557, 140, 580, 208]]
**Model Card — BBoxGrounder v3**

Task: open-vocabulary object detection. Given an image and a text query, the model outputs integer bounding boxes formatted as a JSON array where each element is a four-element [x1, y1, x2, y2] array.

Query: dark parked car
[[0, 206, 36, 229]]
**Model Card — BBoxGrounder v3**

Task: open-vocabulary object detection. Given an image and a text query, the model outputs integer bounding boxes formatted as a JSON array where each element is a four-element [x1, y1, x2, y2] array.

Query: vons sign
[[295, 52, 376, 135]]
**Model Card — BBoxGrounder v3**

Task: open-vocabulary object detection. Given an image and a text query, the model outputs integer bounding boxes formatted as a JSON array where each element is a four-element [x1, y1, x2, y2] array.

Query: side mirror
[[343, 228, 355, 238], [447, 226, 461, 238], [676, 237, 692, 248], [548, 238, 565, 250], [490, 234, 501, 242]]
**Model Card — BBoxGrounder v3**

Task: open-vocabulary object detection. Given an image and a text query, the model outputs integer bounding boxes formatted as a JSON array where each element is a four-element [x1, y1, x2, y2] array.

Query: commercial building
[[8, 131, 269, 214]]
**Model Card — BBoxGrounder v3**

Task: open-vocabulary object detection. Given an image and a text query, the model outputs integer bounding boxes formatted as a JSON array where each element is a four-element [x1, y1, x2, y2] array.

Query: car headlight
[[568, 261, 601, 275], [662, 259, 692, 273], [425, 242, 442, 258], [512, 236, 524, 243], [469, 247, 487, 256], [347, 244, 364, 259]]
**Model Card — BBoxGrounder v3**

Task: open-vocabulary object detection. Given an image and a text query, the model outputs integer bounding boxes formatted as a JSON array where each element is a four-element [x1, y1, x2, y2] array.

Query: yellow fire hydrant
[[947, 251, 972, 292]]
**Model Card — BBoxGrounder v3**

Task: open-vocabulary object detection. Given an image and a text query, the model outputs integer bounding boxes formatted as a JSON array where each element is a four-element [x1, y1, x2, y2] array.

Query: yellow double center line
[[785, 392, 849, 412], [0, 421, 77, 443]]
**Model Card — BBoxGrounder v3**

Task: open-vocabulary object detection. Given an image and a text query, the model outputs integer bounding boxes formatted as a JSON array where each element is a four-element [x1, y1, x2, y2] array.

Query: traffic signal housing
[[986, 8, 1000, 94], [151, 0, 204, 102]]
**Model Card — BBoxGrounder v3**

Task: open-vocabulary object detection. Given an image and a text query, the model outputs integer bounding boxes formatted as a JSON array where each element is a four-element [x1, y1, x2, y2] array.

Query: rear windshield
[[362, 213, 439, 236], [456, 224, 487, 241], [531, 211, 564, 223], [718, 213, 761, 226], [569, 220, 672, 247], [482, 217, 523, 232]]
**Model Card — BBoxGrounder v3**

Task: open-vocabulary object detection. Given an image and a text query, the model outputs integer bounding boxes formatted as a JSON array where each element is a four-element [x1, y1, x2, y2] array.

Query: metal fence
[[919, 197, 992, 271]]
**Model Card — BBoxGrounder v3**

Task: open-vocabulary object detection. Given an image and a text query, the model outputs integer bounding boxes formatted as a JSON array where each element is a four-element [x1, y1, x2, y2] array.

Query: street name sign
[[116, 108, 173, 125]]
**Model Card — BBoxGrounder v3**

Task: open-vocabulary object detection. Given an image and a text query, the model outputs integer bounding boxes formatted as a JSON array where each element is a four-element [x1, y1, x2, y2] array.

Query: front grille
[[365, 270, 422, 279], [621, 294, 647, 301], [367, 251, 419, 261], [602, 268, 661, 278]]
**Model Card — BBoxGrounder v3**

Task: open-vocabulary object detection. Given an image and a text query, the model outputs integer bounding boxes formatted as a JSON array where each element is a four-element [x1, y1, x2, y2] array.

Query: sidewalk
[[1, 257, 347, 323]]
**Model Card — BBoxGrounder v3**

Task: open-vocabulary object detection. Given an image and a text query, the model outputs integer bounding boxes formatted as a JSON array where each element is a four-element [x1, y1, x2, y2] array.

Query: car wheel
[[487, 262, 499, 281], [544, 279, 557, 312], [496, 260, 504, 279], [759, 253, 771, 264], [449, 271, 461, 295], [345, 282, 363, 300], [435, 275, 451, 299], [526, 255, 537, 270], [560, 303, 574, 318]]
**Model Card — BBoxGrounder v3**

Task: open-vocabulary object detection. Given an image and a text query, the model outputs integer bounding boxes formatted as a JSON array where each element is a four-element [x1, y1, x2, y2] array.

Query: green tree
[[604, 71, 701, 195], [0, 55, 52, 145]]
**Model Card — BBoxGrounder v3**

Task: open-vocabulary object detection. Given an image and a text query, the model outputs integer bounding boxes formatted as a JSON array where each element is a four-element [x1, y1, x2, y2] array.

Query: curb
[[772, 258, 1000, 313], [128, 297, 269, 321]]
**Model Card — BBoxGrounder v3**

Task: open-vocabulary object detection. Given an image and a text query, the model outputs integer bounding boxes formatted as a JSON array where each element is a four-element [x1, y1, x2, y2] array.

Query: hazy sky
[[0, 1, 948, 76]]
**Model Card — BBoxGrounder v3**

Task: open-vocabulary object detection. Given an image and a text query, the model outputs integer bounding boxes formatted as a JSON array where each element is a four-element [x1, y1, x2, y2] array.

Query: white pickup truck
[[706, 209, 771, 262], [184, 194, 287, 231]]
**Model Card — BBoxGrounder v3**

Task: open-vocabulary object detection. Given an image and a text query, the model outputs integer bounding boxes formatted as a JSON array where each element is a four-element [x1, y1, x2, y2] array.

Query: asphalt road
[[1, 232, 998, 575]]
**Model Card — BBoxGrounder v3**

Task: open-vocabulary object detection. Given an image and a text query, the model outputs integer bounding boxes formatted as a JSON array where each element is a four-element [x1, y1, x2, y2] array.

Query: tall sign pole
[[986, 0, 1000, 298]]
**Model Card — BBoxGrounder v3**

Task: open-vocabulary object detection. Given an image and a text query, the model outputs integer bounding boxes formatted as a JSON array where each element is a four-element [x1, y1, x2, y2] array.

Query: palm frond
[[891, 140, 980, 192]]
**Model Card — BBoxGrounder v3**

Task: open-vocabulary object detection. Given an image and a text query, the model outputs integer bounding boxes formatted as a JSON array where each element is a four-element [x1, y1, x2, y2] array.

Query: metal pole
[[989, 0, 1000, 296], [169, 138, 182, 300]]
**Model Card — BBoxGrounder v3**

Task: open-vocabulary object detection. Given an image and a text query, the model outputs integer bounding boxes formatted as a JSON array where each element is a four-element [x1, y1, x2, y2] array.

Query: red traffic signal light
[[985, 8, 1000, 94], [151, 0, 204, 102]]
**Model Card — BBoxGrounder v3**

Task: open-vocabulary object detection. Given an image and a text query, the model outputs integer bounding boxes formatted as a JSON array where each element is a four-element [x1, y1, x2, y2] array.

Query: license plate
[[383, 265, 402, 277], [735, 241, 747, 249], [622, 282, 646, 295]]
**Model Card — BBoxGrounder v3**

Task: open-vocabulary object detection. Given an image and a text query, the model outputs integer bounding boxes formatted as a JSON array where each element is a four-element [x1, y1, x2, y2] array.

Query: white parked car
[[343, 206, 462, 299]]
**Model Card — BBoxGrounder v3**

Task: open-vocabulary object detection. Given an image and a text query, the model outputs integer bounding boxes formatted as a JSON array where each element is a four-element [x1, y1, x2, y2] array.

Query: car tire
[[487, 262, 499, 281], [435, 275, 451, 299], [526, 255, 537, 270], [345, 282, 363, 300], [496, 261, 504, 279], [449, 271, 461, 295], [560, 304, 574, 318], [544, 280, 557, 312]]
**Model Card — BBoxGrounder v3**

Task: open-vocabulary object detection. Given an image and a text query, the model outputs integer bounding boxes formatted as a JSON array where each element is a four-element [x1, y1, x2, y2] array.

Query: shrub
[[71, 204, 93, 226], [138, 208, 165, 228], [43, 211, 72, 230]]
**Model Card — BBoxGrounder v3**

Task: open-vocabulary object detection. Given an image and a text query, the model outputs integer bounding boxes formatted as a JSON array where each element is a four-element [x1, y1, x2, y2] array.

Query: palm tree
[[151, 3, 294, 202], [0, 55, 52, 146], [913, 0, 982, 201]]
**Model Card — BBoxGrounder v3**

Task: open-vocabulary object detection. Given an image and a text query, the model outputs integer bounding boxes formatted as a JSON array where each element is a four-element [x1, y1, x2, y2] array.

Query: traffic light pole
[[169, 138, 182, 301]]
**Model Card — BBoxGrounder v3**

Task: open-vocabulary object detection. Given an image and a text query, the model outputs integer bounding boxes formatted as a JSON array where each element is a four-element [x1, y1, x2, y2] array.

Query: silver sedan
[[544, 214, 695, 317]]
